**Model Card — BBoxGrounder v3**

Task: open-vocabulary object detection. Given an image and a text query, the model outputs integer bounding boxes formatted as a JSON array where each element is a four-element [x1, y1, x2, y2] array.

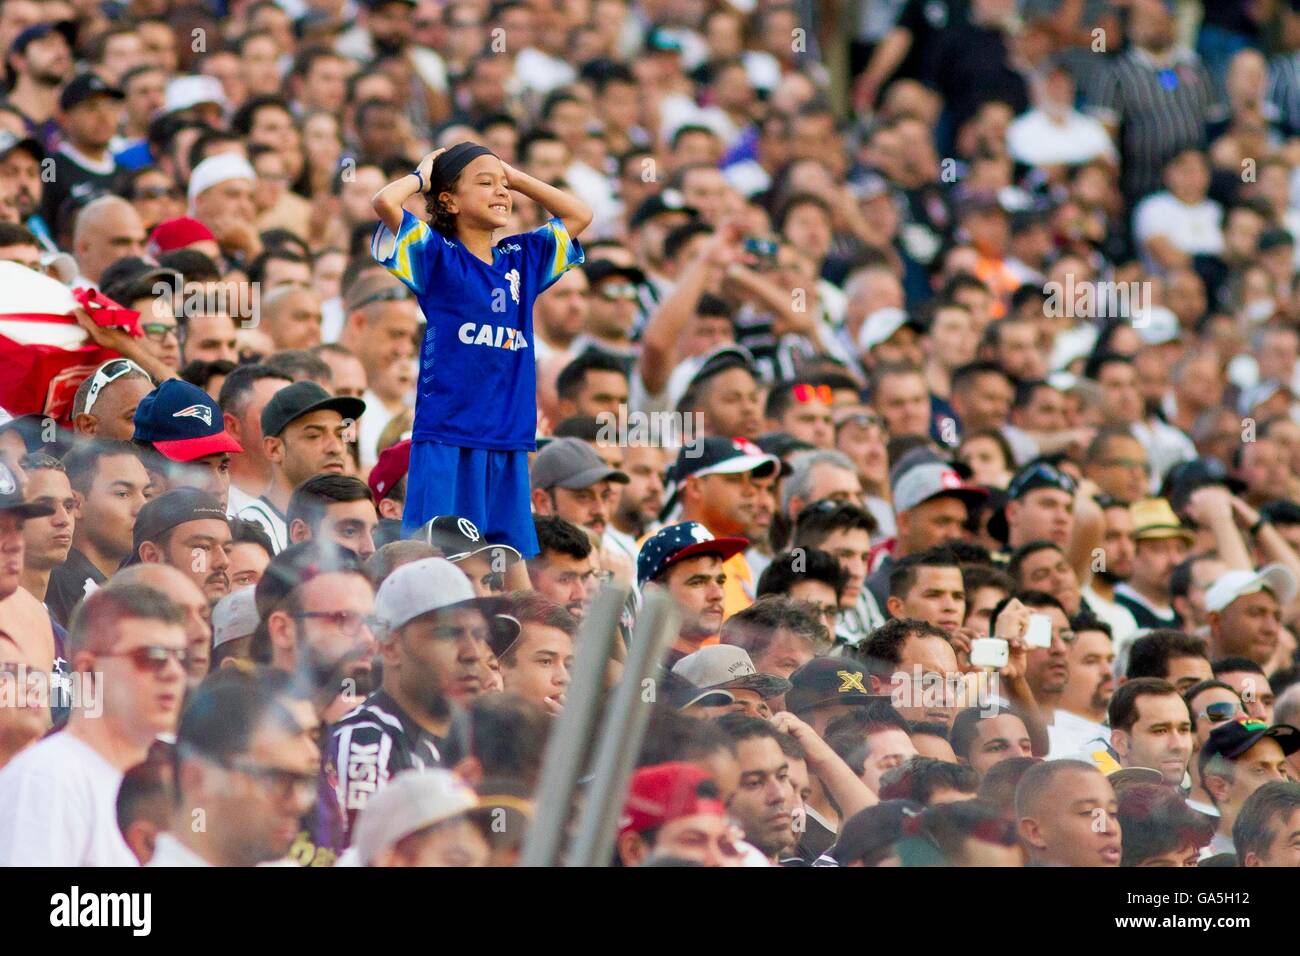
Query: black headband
[[430, 142, 497, 195]]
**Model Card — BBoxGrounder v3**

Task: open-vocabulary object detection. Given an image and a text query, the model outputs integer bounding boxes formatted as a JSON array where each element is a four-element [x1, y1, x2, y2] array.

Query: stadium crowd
[[2, 0, 1300, 868]]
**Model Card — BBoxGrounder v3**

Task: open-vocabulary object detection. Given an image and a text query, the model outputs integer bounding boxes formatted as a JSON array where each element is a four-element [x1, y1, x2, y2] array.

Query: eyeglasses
[[83, 358, 146, 416], [791, 383, 833, 406], [351, 286, 412, 310], [292, 610, 378, 637], [1199, 701, 1243, 724], [596, 282, 638, 301], [225, 759, 318, 802], [98, 645, 190, 674], [141, 321, 179, 343]]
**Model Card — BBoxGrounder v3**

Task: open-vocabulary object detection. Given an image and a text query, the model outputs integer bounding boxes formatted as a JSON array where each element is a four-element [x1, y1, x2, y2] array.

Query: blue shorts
[[402, 440, 539, 558]]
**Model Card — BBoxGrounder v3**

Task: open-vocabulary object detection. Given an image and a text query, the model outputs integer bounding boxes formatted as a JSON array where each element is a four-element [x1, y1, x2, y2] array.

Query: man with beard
[[151, 668, 320, 867], [604, 444, 666, 565], [667, 438, 782, 619], [1051, 614, 1114, 757], [530, 437, 629, 539], [239, 381, 366, 551], [1082, 497, 1140, 650], [639, 522, 750, 668], [324, 557, 497, 846], [527, 516, 599, 621], [253, 541, 378, 724], [131, 488, 233, 606], [716, 713, 797, 864], [0, 131, 49, 246], [4, 23, 73, 148]]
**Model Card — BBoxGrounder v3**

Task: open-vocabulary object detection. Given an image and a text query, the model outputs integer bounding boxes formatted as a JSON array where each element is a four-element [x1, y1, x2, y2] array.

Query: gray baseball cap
[[212, 587, 259, 649], [671, 644, 791, 700], [530, 437, 628, 491], [892, 462, 988, 514], [353, 769, 479, 866]]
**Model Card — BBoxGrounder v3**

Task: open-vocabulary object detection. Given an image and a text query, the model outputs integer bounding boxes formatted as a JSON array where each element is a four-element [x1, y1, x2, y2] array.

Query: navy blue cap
[[12, 21, 76, 55], [59, 71, 124, 112], [636, 520, 748, 587], [132, 379, 242, 463]]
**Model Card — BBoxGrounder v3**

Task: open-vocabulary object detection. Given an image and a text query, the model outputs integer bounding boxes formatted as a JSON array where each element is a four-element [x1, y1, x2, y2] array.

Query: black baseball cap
[[0, 458, 55, 519], [129, 488, 228, 561], [260, 381, 366, 438], [629, 191, 698, 228], [0, 129, 44, 164], [784, 657, 876, 714], [583, 260, 646, 286], [60, 72, 124, 112], [253, 539, 365, 618], [986, 461, 1077, 544], [12, 21, 76, 55], [1201, 717, 1300, 763], [414, 515, 522, 564], [661, 436, 782, 517]]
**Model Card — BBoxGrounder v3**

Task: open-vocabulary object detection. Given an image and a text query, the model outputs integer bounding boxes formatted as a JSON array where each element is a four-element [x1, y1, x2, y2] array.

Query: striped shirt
[[1087, 48, 1214, 202], [1267, 52, 1300, 137]]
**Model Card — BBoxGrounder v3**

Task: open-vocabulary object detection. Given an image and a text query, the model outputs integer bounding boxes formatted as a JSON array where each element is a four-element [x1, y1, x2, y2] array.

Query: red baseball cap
[[147, 216, 216, 256], [618, 762, 727, 835], [369, 439, 411, 500]]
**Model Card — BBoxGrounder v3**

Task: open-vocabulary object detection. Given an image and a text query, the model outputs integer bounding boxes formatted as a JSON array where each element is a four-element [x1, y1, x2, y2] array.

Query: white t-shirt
[[147, 833, 211, 867], [1007, 109, 1116, 168], [1047, 709, 1110, 759], [1132, 192, 1224, 268], [0, 732, 138, 866], [358, 389, 402, 469]]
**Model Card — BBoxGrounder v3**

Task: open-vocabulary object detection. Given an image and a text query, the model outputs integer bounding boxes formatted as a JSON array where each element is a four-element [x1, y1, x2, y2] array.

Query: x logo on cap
[[837, 670, 867, 694]]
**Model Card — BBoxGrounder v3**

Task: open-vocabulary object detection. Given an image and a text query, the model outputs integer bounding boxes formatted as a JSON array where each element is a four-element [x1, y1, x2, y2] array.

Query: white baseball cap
[[857, 307, 916, 352], [1132, 306, 1182, 346], [164, 75, 227, 115], [353, 769, 479, 866], [212, 587, 259, 649], [1205, 563, 1298, 615], [671, 644, 790, 700], [187, 153, 256, 206]]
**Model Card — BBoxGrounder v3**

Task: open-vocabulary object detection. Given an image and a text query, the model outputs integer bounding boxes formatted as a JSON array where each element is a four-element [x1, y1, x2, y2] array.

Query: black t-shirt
[[44, 547, 107, 628], [895, 0, 970, 84], [42, 147, 118, 238], [924, 22, 1029, 137]]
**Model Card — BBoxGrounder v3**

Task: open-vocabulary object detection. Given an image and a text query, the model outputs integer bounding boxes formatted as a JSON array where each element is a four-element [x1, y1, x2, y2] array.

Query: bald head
[[262, 285, 323, 351], [73, 196, 147, 285]]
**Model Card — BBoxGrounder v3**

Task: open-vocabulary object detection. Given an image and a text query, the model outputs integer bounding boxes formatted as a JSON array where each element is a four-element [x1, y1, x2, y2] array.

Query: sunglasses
[[352, 286, 412, 310], [791, 383, 833, 406], [134, 185, 180, 201], [596, 282, 638, 301], [1199, 701, 1242, 724], [83, 358, 147, 416], [1008, 462, 1076, 499], [98, 644, 190, 674]]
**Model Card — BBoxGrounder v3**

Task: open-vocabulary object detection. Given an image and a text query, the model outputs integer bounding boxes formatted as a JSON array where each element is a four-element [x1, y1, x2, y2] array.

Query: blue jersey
[[372, 210, 583, 451]]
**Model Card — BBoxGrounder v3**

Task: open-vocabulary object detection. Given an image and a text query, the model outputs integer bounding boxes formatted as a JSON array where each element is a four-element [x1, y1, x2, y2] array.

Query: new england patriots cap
[[132, 379, 243, 462]]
